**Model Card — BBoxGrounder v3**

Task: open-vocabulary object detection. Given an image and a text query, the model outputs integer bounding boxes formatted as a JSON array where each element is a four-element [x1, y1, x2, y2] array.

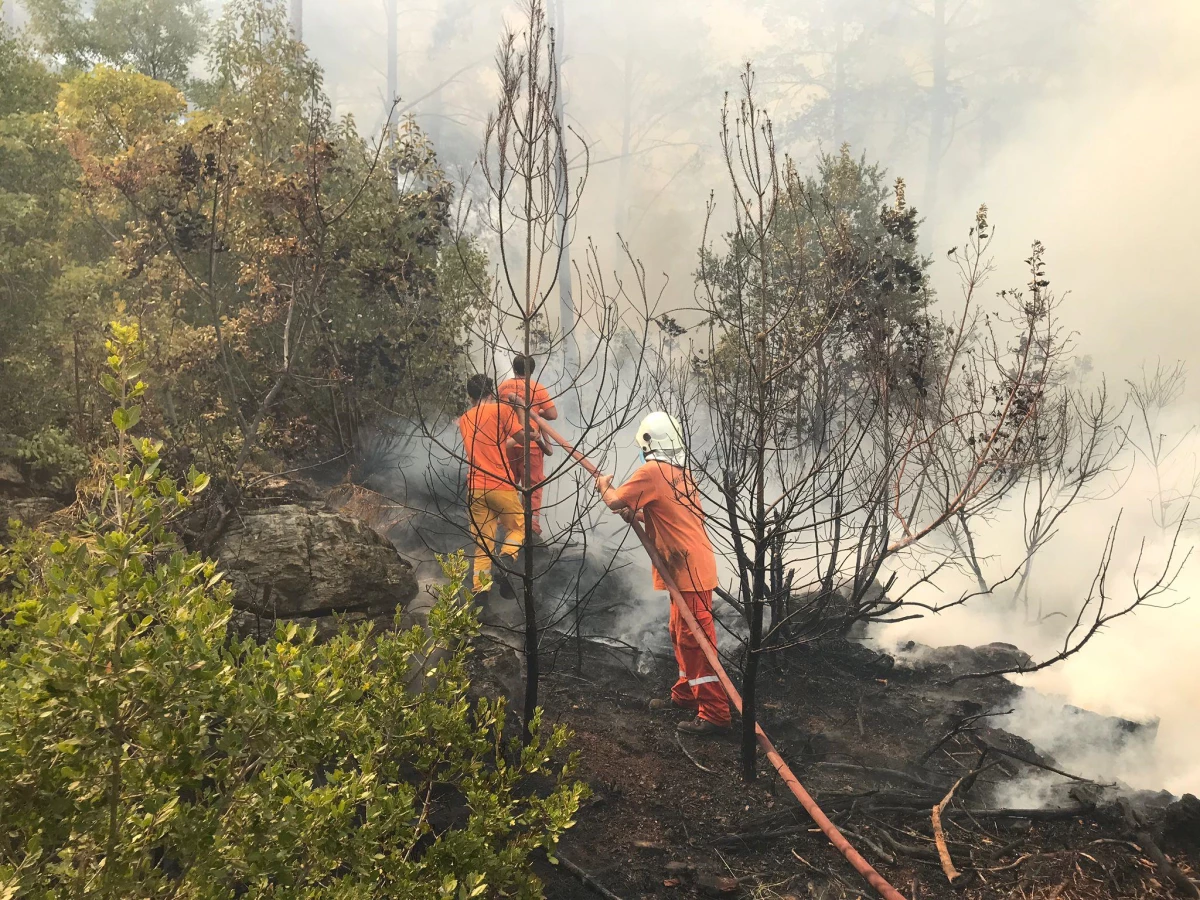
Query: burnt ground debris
[[465, 633, 1200, 900], [292, 475, 1196, 898]]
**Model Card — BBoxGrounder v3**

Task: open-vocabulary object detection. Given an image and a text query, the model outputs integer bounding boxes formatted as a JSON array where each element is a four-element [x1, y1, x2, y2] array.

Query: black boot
[[494, 567, 516, 600]]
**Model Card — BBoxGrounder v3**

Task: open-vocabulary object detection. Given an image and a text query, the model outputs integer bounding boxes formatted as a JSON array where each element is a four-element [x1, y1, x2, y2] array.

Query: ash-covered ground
[[467, 633, 1200, 900], [356, 454, 1200, 899]]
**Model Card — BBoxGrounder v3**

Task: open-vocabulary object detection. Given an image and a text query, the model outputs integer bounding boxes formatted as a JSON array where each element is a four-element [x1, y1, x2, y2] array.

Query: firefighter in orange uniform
[[459, 373, 526, 597], [594, 411, 731, 736], [497, 354, 557, 537]]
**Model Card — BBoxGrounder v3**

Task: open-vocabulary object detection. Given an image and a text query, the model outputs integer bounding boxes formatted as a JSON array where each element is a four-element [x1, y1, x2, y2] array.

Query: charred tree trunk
[[522, 575, 539, 741], [744, 137, 771, 780], [769, 523, 785, 646], [742, 520, 767, 781]]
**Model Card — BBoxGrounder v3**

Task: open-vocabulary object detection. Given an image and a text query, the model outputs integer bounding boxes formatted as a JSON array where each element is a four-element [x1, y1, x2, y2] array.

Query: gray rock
[[245, 475, 326, 508], [908, 641, 1032, 677], [214, 503, 417, 639], [1162, 793, 1200, 849], [0, 461, 25, 489], [0, 496, 64, 536], [974, 642, 1034, 672]]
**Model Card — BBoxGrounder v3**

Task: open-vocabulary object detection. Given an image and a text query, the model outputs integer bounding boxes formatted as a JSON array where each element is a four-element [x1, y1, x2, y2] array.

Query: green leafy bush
[[12, 426, 90, 493], [0, 323, 583, 898]]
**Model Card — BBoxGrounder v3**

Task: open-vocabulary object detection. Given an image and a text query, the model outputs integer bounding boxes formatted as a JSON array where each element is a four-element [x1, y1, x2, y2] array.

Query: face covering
[[638, 449, 646, 464]]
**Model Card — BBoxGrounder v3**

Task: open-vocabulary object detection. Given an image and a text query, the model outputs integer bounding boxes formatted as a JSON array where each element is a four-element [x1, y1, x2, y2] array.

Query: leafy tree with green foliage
[[699, 143, 936, 435], [0, 19, 115, 486], [0, 322, 584, 898], [1, 0, 480, 495], [53, 0, 483, 482], [23, 0, 207, 88], [0, 16, 58, 115], [656, 77, 1088, 778]]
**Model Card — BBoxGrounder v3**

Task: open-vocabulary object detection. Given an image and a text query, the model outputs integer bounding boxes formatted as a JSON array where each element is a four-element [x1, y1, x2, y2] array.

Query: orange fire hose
[[533, 417, 908, 900]]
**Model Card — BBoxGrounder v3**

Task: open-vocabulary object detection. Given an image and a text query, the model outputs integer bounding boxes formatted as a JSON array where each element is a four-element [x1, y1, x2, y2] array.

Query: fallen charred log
[[812, 760, 955, 792], [1120, 798, 1200, 900]]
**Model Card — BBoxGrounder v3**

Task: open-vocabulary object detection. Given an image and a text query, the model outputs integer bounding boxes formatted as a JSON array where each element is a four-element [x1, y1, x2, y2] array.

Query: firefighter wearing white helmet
[[595, 411, 730, 735], [635, 411, 686, 466]]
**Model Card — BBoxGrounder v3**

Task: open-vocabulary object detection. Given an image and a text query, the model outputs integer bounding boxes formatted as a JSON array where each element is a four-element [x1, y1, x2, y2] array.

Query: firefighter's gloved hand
[[594, 474, 613, 495], [619, 507, 643, 525]]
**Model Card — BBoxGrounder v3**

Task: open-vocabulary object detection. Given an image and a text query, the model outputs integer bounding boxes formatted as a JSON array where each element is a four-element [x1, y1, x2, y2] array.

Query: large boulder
[[214, 503, 418, 639], [0, 496, 65, 538], [1161, 793, 1200, 851], [1, 458, 66, 538], [0, 460, 25, 492], [900, 641, 1033, 678]]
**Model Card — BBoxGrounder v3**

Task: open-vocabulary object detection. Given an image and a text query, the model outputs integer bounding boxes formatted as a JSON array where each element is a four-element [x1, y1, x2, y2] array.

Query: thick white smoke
[[886, 0, 1200, 796], [287, 0, 1200, 793]]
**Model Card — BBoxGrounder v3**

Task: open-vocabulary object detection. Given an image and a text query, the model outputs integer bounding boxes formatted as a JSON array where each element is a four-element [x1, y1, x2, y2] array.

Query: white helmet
[[635, 411, 686, 465]]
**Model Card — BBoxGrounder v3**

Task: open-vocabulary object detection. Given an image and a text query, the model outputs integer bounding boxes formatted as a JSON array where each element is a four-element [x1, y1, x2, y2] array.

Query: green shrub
[[0, 323, 583, 898], [12, 426, 90, 493]]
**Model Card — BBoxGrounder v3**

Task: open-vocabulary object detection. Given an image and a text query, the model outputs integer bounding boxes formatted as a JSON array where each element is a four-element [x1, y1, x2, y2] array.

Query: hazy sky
[[890, 0, 1200, 791], [929, 0, 1200, 386]]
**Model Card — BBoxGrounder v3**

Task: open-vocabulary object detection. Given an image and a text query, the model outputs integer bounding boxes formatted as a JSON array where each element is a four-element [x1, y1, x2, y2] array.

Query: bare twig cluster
[[648, 66, 1186, 780]]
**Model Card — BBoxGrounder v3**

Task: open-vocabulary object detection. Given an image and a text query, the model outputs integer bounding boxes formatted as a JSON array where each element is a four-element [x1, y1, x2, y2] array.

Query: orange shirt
[[497, 378, 555, 416], [458, 400, 522, 492], [497, 377, 555, 459], [613, 461, 719, 593]]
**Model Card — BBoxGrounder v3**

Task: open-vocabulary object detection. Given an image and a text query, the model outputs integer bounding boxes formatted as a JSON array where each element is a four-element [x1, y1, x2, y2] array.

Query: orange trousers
[[507, 447, 545, 535], [669, 590, 731, 727]]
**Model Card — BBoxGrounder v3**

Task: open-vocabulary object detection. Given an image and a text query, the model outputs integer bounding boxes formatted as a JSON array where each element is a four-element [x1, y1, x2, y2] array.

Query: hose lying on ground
[[557, 854, 628, 900], [534, 417, 909, 900]]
